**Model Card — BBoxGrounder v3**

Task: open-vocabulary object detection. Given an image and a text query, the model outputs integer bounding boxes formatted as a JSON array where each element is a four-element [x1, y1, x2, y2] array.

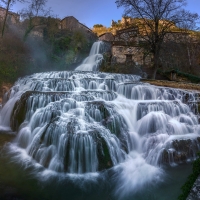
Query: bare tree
[[115, 0, 199, 79], [0, 0, 24, 37], [20, 0, 51, 40]]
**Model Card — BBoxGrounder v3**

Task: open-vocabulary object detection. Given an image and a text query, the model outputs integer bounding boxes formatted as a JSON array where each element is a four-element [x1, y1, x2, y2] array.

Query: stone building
[[0, 7, 20, 24], [98, 16, 199, 74], [111, 26, 151, 66], [60, 16, 95, 39], [22, 15, 97, 40]]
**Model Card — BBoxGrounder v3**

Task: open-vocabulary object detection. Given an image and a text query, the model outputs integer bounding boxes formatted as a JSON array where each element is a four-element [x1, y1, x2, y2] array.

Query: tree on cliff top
[[115, 0, 199, 79]]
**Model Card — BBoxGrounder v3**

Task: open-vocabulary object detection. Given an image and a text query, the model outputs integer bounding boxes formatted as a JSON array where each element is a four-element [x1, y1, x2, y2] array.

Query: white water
[[75, 41, 105, 71], [0, 41, 200, 198]]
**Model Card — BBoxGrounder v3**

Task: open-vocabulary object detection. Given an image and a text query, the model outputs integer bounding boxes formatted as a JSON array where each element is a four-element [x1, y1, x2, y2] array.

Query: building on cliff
[[22, 15, 96, 40], [99, 25, 152, 67], [98, 17, 198, 70], [60, 16, 95, 39], [0, 7, 20, 24]]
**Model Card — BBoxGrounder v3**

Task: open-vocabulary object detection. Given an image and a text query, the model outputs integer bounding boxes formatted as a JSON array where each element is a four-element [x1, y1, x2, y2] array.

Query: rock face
[[187, 177, 200, 200], [162, 138, 200, 165], [0, 7, 20, 24]]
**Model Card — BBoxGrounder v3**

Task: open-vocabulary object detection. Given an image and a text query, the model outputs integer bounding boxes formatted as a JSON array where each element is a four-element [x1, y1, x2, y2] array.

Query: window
[[126, 54, 132, 61]]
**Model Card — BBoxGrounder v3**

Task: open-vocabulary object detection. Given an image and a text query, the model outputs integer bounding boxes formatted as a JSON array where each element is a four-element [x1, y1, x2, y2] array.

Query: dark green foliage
[[164, 69, 200, 83], [0, 30, 29, 85], [96, 135, 113, 171], [0, 19, 97, 88], [176, 71, 200, 83], [44, 28, 96, 69], [178, 152, 200, 200], [53, 36, 71, 56], [0, 63, 18, 84]]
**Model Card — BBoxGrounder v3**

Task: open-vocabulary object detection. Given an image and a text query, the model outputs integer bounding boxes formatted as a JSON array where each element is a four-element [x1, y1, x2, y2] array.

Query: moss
[[97, 137, 113, 171]]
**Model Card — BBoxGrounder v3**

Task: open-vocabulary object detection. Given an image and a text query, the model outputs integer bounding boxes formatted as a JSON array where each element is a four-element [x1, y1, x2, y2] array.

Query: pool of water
[[0, 131, 192, 200]]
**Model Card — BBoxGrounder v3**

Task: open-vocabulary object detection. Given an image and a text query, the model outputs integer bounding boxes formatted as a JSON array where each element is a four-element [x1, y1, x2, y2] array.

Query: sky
[[12, 0, 200, 29]]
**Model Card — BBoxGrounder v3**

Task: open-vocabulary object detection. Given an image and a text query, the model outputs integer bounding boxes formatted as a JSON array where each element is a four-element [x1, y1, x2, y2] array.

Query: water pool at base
[[0, 135, 193, 200]]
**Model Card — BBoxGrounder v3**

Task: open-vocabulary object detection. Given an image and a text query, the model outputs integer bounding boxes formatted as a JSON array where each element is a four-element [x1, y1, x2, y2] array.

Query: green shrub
[[164, 69, 200, 83]]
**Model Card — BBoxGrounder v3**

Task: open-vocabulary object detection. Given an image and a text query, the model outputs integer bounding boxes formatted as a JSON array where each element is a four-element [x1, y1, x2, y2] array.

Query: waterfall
[[75, 41, 106, 71], [0, 41, 200, 198], [1, 70, 200, 173]]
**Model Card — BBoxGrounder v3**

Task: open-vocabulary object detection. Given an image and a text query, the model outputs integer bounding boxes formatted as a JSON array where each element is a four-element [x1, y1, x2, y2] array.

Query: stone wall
[[112, 46, 146, 65], [111, 44, 151, 67], [111, 26, 152, 66], [0, 7, 19, 24], [60, 16, 79, 31]]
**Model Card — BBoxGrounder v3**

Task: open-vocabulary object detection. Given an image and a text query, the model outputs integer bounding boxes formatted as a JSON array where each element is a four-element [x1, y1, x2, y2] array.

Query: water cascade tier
[[1, 70, 200, 175], [75, 41, 108, 71]]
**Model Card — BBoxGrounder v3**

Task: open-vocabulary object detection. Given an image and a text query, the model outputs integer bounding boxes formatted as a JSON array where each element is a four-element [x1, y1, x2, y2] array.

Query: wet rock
[[161, 138, 200, 165]]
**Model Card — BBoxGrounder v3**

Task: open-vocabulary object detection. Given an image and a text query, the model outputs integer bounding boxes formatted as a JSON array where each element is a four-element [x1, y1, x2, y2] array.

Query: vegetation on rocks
[[0, 17, 96, 99], [178, 152, 200, 200]]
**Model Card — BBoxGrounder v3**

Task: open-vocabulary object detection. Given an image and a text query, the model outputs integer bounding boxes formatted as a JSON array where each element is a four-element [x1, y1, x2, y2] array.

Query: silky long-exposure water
[[0, 41, 199, 199]]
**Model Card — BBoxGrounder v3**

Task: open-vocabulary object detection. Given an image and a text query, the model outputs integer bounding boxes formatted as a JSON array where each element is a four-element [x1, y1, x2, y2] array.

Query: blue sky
[[12, 0, 200, 29]]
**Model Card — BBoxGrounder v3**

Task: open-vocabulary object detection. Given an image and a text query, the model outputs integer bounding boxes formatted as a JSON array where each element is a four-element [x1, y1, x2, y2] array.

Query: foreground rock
[[187, 176, 200, 200]]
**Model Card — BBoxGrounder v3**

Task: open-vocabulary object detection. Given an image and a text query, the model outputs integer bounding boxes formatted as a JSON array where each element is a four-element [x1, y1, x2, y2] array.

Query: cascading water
[[0, 41, 200, 199], [75, 41, 106, 71]]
